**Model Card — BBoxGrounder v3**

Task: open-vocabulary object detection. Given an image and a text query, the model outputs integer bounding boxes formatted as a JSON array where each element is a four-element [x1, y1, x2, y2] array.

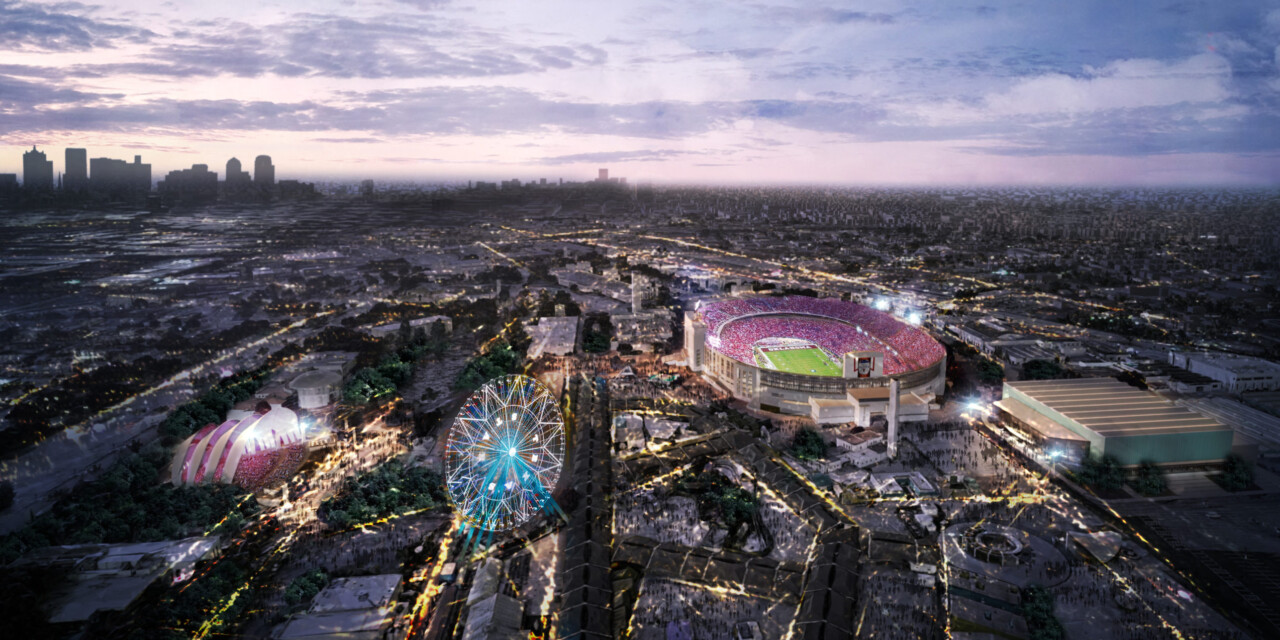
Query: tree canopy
[[1075, 454, 1125, 492], [1022, 359, 1068, 380], [319, 461, 449, 529], [1132, 461, 1167, 496], [791, 427, 829, 461], [1220, 453, 1254, 491], [673, 468, 760, 543]]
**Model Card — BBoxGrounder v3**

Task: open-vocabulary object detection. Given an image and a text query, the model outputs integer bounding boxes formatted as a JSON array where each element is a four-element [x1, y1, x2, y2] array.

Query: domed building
[[170, 405, 309, 490], [290, 369, 342, 410]]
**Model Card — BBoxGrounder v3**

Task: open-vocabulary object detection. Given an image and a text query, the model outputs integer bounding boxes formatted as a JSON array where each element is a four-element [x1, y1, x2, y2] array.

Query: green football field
[[758, 346, 841, 376]]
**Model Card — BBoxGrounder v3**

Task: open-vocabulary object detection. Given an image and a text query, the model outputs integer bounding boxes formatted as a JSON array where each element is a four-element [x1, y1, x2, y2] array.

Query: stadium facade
[[684, 296, 946, 425]]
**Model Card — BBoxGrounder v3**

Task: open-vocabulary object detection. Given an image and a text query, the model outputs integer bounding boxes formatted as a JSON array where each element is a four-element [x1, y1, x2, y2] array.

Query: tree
[[1021, 585, 1065, 640], [582, 313, 613, 353], [319, 461, 448, 527], [507, 319, 531, 353], [0, 481, 13, 512], [1132, 461, 1166, 496], [285, 570, 329, 605], [674, 468, 759, 543], [976, 359, 1005, 384], [1022, 359, 1067, 380], [344, 368, 392, 405], [791, 428, 828, 460], [1220, 453, 1254, 491], [397, 319, 412, 347], [1077, 454, 1125, 492], [1115, 370, 1148, 390]]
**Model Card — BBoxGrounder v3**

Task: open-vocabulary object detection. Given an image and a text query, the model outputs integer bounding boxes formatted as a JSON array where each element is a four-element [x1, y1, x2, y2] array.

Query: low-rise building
[[277, 574, 403, 640], [526, 316, 577, 359], [13, 537, 220, 626], [1168, 351, 1280, 393]]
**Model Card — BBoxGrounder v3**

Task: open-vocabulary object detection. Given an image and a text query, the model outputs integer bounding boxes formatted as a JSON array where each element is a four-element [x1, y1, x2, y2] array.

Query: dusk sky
[[2, 0, 1279, 185]]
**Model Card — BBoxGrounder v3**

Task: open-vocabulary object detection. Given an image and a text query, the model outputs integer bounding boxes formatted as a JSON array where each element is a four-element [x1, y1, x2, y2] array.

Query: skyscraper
[[132, 156, 151, 193], [226, 157, 249, 182], [89, 155, 151, 195], [225, 157, 251, 197], [22, 146, 54, 190], [65, 148, 87, 191], [158, 164, 218, 202], [254, 155, 275, 187], [597, 168, 609, 182]]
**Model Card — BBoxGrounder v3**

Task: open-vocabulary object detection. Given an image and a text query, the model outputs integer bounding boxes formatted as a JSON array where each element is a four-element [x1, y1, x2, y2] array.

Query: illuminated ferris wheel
[[444, 374, 565, 532]]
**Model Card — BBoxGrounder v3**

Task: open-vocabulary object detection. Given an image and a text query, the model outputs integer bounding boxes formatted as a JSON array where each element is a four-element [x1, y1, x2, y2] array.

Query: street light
[[1047, 449, 1062, 477], [967, 401, 989, 418]]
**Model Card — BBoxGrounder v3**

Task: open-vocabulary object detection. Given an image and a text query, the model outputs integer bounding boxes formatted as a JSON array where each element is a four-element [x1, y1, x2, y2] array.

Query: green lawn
[[759, 346, 841, 376]]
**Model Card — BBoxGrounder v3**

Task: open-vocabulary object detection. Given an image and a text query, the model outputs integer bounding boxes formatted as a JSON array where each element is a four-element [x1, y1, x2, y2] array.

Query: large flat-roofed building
[[996, 378, 1234, 466], [1168, 351, 1280, 393]]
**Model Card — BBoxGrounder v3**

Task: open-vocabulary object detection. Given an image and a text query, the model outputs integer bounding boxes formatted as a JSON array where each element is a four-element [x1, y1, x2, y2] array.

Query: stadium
[[684, 296, 946, 424]]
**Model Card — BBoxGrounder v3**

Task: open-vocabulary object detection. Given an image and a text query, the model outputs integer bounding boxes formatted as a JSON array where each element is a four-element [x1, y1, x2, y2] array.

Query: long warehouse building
[[996, 377, 1236, 466]]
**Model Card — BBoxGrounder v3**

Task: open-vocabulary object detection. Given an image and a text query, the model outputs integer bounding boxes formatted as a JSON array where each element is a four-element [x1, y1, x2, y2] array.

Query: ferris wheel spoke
[[445, 375, 564, 532]]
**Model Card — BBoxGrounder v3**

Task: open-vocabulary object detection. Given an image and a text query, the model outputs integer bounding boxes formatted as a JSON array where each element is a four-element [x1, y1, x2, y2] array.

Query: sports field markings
[[756, 345, 841, 376]]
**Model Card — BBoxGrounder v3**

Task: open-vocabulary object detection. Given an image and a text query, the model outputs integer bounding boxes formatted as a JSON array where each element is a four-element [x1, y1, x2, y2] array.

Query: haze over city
[[2, 2, 1280, 640], [3, 0, 1280, 184]]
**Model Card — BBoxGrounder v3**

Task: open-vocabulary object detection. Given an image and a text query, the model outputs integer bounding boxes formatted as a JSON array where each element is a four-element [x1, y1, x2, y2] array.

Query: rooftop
[[291, 369, 343, 389], [309, 574, 401, 613], [1005, 378, 1230, 438], [1178, 351, 1280, 377], [994, 396, 1088, 442], [277, 608, 393, 640], [14, 536, 221, 624]]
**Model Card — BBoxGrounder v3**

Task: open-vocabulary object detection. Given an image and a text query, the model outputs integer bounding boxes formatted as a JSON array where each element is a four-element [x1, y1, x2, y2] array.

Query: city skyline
[[2, 2, 1279, 638], [2, 0, 1279, 185]]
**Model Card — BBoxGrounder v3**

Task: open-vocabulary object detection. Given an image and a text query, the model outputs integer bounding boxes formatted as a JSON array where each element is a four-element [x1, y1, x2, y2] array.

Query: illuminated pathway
[[957, 415, 1232, 639]]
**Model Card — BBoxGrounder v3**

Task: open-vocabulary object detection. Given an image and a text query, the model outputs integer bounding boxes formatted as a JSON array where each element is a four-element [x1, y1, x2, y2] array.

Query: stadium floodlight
[[445, 374, 565, 532], [874, 298, 891, 311], [907, 312, 923, 325]]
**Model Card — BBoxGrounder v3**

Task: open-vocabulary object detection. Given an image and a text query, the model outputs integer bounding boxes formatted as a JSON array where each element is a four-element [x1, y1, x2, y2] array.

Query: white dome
[[246, 405, 300, 441]]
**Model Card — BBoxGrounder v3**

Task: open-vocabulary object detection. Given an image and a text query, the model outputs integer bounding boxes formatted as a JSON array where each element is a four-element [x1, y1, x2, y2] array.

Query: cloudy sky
[[2, 0, 1279, 185]]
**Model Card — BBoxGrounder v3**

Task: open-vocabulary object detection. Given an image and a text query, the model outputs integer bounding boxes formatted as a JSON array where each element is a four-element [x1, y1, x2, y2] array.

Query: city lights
[[1, 33, 1271, 638]]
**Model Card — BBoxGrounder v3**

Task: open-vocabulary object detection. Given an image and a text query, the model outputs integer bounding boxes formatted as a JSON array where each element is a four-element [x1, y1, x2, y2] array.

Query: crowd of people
[[696, 296, 945, 374], [630, 578, 792, 640], [854, 570, 943, 640], [1052, 560, 1252, 640], [233, 443, 308, 490], [910, 425, 1007, 477], [614, 489, 711, 547], [758, 494, 813, 563], [717, 314, 878, 369]]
